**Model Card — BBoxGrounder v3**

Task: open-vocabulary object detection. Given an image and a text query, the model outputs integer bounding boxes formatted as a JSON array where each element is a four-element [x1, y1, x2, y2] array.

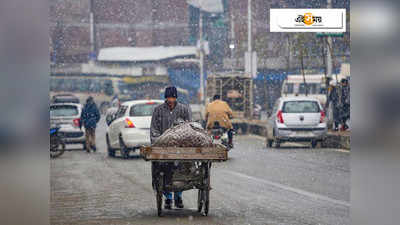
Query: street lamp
[[229, 43, 235, 71]]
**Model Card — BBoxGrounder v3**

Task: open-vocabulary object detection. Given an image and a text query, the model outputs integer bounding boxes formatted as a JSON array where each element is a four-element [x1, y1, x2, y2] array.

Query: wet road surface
[[51, 119, 349, 225]]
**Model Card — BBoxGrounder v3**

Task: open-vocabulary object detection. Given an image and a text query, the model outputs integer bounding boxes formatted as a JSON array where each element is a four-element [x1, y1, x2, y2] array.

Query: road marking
[[241, 134, 265, 141], [333, 149, 350, 153], [222, 170, 350, 207]]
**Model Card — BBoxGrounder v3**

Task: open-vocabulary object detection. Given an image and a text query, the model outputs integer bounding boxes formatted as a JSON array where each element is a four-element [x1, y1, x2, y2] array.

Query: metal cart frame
[[140, 146, 227, 216]]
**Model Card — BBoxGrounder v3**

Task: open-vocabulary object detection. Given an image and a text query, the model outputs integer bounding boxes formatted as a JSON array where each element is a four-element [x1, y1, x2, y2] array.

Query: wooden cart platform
[[140, 145, 228, 161]]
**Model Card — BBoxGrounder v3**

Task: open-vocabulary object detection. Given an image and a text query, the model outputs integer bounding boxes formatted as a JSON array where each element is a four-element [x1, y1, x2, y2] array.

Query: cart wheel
[[197, 189, 203, 212], [204, 163, 211, 216], [204, 189, 209, 216], [156, 191, 162, 216]]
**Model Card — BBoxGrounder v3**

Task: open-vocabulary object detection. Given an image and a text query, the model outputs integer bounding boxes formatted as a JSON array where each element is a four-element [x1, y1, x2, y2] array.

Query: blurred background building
[[50, 0, 350, 108]]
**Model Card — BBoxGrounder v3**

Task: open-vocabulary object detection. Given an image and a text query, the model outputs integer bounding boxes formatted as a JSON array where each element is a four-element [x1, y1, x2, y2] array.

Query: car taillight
[[277, 110, 284, 123], [320, 110, 326, 123], [73, 118, 80, 127], [146, 102, 155, 105], [214, 135, 220, 139], [125, 118, 135, 128]]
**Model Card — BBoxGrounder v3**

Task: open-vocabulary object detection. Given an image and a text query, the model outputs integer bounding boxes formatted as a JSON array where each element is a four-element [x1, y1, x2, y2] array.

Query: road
[[51, 119, 350, 225]]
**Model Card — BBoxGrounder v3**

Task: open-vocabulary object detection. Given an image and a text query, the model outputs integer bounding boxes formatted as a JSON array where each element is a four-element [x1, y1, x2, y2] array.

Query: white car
[[266, 97, 327, 148], [106, 99, 164, 158], [50, 103, 86, 148]]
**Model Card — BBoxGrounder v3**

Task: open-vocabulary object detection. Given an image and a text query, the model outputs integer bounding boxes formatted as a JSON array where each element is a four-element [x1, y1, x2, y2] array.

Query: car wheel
[[106, 135, 115, 157], [274, 139, 281, 148], [266, 139, 273, 148], [311, 140, 318, 148], [119, 136, 129, 159], [273, 130, 280, 148]]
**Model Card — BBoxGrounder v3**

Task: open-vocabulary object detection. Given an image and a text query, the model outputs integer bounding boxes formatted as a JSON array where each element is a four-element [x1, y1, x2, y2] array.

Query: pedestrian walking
[[340, 78, 350, 131], [328, 80, 341, 131], [80, 96, 100, 152]]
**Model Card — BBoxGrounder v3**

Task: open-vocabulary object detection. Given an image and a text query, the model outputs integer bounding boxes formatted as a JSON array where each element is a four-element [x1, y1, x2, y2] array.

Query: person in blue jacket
[[80, 96, 100, 152]]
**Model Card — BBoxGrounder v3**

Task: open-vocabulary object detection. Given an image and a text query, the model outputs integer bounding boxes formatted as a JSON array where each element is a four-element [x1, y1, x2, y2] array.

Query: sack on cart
[[153, 122, 213, 147]]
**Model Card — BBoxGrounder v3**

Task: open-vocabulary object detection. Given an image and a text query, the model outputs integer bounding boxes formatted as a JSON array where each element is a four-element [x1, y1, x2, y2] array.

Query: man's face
[[166, 97, 177, 108]]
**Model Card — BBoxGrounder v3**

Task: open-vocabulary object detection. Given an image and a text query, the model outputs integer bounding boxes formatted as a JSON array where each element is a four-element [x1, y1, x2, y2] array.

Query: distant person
[[80, 96, 100, 152], [205, 95, 234, 148], [340, 78, 350, 131], [328, 80, 341, 131], [111, 95, 120, 108]]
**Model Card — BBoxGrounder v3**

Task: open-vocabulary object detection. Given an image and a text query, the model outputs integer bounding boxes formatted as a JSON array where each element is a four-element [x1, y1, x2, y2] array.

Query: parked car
[[106, 99, 163, 158], [190, 104, 206, 128], [50, 103, 86, 149], [51, 94, 80, 104], [266, 97, 327, 148]]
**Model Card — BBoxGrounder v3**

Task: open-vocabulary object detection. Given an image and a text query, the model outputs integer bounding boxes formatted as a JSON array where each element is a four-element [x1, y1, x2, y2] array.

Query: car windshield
[[50, 105, 79, 117], [53, 97, 80, 104], [282, 101, 320, 113], [129, 103, 160, 117]]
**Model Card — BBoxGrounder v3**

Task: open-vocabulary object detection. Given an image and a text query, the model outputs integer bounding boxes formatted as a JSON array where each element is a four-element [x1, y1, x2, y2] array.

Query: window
[[116, 106, 128, 118], [285, 83, 294, 94], [129, 103, 160, 117], [50, 105, 79, 117], [299, 83, 307, 94], [282, 101, 320, 113], [309, 83, 317, 94]]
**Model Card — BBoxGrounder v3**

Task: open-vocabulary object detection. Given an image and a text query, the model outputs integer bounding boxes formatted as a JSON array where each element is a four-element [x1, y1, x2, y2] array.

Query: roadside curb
[[322, 132, 350, 150]]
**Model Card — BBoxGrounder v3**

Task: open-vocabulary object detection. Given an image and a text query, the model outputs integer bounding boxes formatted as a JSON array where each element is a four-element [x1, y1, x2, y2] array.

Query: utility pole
[[89, 0, 96, 63], [326, 0, 333, 79], [199, 10, 204, 104], [247, 0, 252, 78], [230, 13, 235, 72]]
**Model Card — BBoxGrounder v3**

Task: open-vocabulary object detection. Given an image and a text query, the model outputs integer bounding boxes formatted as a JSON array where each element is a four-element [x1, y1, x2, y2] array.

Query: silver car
[[266, 97, 327, 148], [50, 103, 86, 148]]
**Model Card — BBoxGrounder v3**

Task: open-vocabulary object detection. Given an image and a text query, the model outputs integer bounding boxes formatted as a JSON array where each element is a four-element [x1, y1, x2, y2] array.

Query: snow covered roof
[[97, 46, 198, 62], [187, 0, 223, 13]]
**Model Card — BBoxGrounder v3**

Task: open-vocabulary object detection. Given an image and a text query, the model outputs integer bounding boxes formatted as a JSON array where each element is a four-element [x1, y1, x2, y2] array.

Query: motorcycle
[[210, 122, 233, 150], [50, 125, 65, 158]]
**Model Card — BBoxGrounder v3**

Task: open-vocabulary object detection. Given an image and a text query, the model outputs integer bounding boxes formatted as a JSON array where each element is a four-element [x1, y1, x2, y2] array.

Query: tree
[[290, 33, 309, 96]]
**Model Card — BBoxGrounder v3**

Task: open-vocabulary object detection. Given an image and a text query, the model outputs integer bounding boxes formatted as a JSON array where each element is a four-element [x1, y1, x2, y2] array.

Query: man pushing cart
[[144, 86, 227, 216]]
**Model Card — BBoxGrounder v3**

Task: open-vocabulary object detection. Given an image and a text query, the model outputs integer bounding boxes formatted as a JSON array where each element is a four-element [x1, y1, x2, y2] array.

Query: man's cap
[[165, 86, 178, 98]]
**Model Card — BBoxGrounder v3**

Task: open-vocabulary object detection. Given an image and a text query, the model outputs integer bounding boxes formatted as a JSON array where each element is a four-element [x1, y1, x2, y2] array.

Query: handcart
[[140, 145, 227, 216]]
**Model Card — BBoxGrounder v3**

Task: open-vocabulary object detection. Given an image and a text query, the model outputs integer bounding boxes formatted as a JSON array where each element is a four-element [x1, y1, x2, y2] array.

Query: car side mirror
[[106, 114, 115, 126]]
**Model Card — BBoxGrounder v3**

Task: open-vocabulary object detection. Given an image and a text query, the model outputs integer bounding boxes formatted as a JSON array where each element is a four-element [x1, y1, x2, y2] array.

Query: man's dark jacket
[[80, 101, 100, 129], [150, 102, 192, 143]]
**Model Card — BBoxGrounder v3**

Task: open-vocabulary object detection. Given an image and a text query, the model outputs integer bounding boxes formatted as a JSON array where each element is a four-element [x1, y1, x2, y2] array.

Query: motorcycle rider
[[205, 95, 234, 148]]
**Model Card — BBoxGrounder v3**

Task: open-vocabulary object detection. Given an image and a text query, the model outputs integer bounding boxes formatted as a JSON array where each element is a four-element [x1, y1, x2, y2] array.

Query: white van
[[281, 74, 347, 106]]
